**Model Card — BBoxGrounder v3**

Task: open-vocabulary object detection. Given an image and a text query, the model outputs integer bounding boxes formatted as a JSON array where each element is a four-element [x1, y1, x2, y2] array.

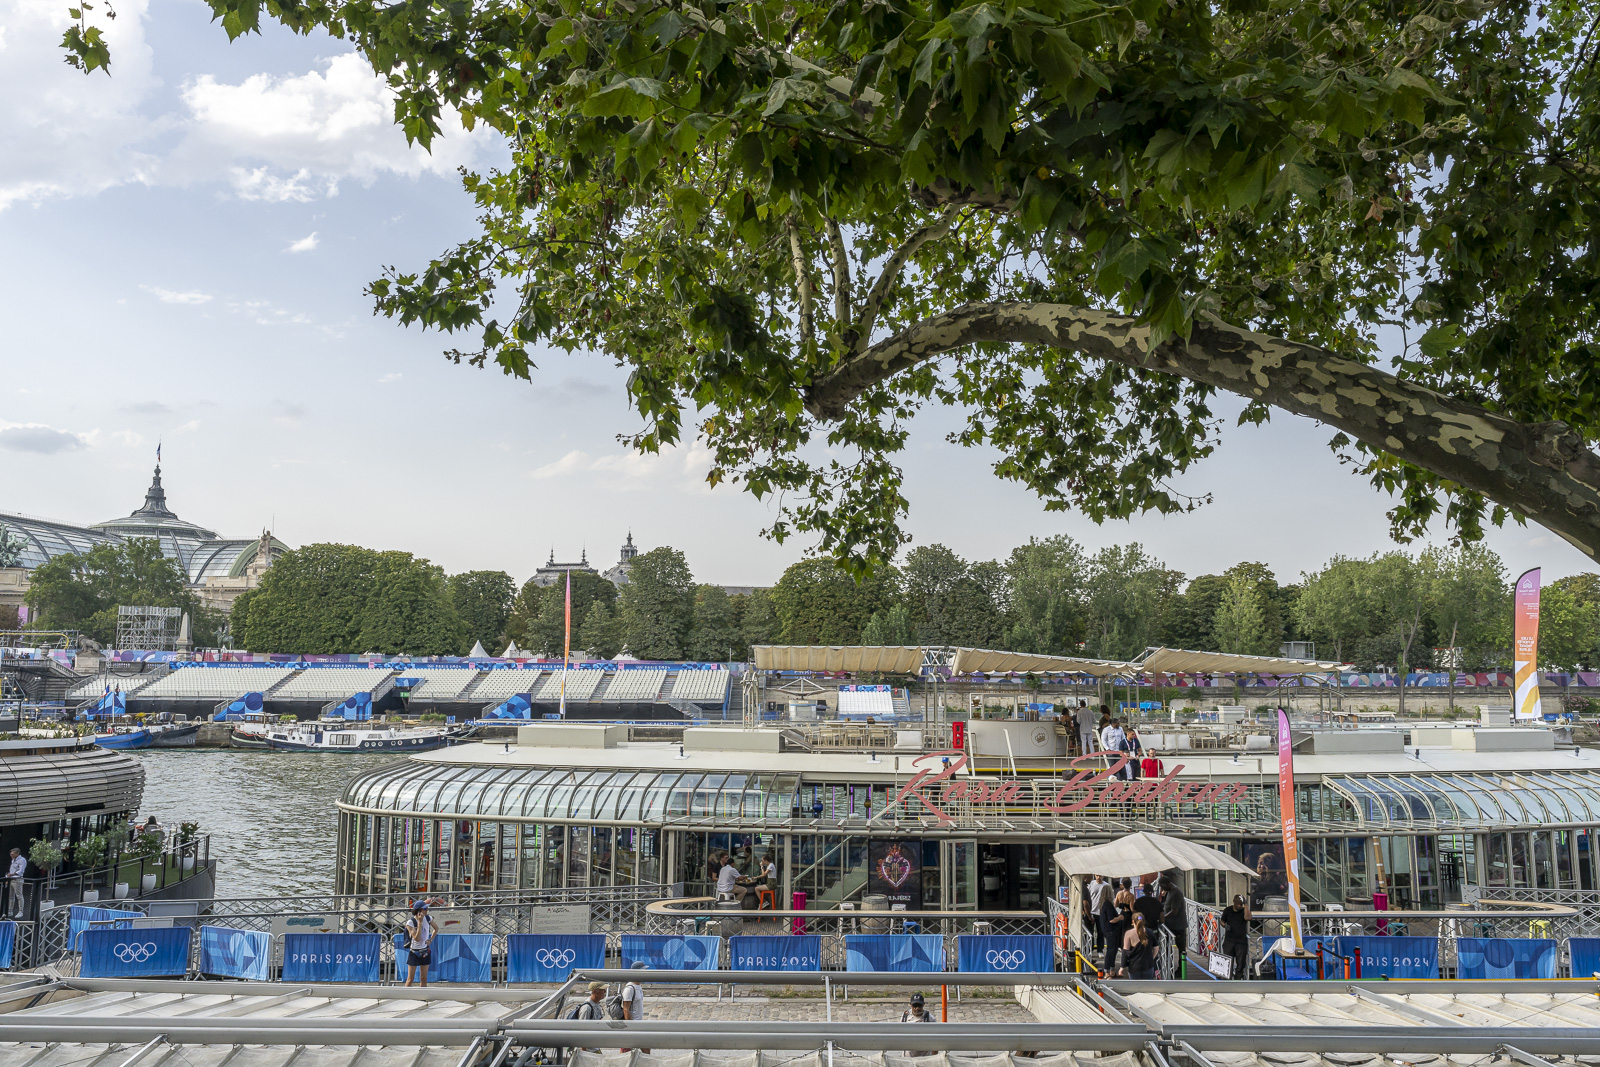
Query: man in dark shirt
[[1220, 894, 1252, 980], [1159, 875, 1188, 958], [1133, 883, 1162, 930]]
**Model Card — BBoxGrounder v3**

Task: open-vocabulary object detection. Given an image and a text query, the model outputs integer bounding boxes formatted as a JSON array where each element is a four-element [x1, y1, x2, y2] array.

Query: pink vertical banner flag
[[1276, 709, 1305, 950], [1514, 568, 1543, 720]]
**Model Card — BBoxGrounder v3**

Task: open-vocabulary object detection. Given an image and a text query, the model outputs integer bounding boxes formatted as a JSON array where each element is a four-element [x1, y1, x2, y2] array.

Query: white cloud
[[0, 422, 92, 454], [0, 5, 492, 212], [528, 442, 716, 491], [378, 372, 403, 384], [141, 284, 213, 305], [110, 430, 146, 446], [286, 231, 319, 253], [175, 419, 201, 432]]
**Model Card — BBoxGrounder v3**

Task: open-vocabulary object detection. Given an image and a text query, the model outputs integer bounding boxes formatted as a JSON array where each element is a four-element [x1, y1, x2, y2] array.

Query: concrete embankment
[[196, 722, 235, 748]]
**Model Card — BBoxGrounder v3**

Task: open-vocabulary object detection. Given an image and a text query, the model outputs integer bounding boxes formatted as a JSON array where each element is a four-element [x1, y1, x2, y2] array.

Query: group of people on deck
[[1084, 872, 1188, 979], [1072, 702, 1162, 779]]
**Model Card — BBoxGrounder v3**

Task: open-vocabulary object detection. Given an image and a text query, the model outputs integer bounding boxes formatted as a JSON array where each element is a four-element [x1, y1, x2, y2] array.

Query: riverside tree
[[65, 0, 1600, 571]]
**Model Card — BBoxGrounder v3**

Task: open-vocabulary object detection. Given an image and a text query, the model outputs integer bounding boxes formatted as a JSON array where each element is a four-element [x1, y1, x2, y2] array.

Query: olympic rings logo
[[113, 942, 158, 963], [985, 950, 1027, 970], [536, 949, 576, 968]]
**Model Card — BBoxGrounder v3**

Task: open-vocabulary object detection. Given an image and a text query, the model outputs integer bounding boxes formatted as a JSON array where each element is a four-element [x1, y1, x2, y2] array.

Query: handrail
[[646, 897, 1045, 919]]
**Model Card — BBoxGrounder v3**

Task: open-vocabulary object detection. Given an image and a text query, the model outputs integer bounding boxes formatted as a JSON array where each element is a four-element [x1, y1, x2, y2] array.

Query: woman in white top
[[403, 901, 435, 987]]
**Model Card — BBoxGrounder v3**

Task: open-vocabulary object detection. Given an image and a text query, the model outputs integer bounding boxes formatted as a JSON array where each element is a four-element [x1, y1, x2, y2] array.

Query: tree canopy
[[23, 539, 222, 645], [448, 570, 518, 652], [66, 0, 1600, 571]]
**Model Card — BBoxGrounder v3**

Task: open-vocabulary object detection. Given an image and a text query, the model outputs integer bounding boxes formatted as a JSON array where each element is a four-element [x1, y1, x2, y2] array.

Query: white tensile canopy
[[501, 640, 522, 657], [467, 640, 489, 658], [1054, 831, 1260, 879], [1135, 647, 1346, 675], [751, 645, 925, 674], [947, 647, 1130, 677]]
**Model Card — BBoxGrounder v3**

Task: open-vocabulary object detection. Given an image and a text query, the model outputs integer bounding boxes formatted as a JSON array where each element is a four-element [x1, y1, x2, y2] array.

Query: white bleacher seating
[[667, 670, 730, 702], [68, 674, 160, 701], [600, 669, 667, 701], [534, 669, 605, 701], [271, 667, 395, 701], [837, 687, 896, 717], [136, 667, 296, 700], [398, 668, 481, 700], [472, 670, 547, 700]]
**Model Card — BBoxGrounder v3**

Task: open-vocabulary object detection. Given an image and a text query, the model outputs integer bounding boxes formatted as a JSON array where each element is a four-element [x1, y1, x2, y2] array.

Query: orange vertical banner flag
[[1276, 709, 1305, 949], [1513, 568, 1543, 720]]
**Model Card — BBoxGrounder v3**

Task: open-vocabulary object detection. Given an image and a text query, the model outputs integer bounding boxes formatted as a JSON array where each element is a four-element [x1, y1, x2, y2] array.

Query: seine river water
[[128, 750, 392, 900]]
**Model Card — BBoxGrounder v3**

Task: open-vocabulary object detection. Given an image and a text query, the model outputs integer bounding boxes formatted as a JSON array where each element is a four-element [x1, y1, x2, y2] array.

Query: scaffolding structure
[[116, 605, 182, 651]]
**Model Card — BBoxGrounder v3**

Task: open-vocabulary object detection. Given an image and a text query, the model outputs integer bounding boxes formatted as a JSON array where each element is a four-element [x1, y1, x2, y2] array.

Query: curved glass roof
[[1324, 771, 1600, 830], [342, 761, 801, 824]]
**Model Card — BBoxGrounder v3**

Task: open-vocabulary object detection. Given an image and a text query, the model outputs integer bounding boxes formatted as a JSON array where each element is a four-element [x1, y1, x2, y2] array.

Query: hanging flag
[[559, 569, 571, 716], [1513, 568, 1543, 720], [1276, 709, 1305, 949]]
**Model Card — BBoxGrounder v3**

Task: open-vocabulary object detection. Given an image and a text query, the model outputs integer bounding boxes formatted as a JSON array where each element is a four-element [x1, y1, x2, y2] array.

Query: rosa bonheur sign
[[894, 751, 1248, 824]]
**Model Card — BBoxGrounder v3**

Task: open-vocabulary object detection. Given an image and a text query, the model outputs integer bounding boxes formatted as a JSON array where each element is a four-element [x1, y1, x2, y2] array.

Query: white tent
[[1054, 831, 1259, 879], [467, 640, 489, 658], [1054, 832, 1258, 964], [501, 640, 522, 658]]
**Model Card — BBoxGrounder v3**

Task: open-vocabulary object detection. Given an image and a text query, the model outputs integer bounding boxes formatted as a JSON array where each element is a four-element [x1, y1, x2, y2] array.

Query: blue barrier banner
[[391, 932, 494, 983], [620, 934, 721, 971], [729, 935, 821, 972], [506, 934, 607, 983], [1338, 936, 1439, 979], [845, 934, 946, 973], [68, 905, 139, 952], [956, 935, 1054, 974], [80, 927, 192, 978], [281, 932, 382, 983], [199, 925, 272, 980], [1570, 938, 1600, 978], [1456, 938, 1556, 979], [0, 922, 13, 969]]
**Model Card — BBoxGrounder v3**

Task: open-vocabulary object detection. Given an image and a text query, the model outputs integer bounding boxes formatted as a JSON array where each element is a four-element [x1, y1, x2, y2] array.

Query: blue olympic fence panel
[[729, 935, 821, 972], [68, 905, 139, 952], [1338, 936, 1439, 979], [1570, 938, 1600, 978], [391, 932, 494, 983], [199, 925, 272, 981], [506, 934, 607, 983], [844, 934, 946, 973], [1261, 936, 1339, 980], [956, 935, 1054, 974], [1456, 938, 1557, 979], [80, 926, 193, 979], [0, 922, 14, 969], [281, 932, 383, 983], [620, 934, 722, 971]]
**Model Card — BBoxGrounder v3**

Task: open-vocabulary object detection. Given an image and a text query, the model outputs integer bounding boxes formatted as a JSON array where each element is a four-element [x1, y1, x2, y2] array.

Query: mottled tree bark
[[805, 301, 1600, 559]]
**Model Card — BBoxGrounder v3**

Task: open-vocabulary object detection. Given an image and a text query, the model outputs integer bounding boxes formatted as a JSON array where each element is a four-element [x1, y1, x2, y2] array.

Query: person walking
[[620, 961, 649, 1053], [4, 849, 23, 919], [1220, 894, 1252, 980], [402, 901, 435, 987], [1159, 875, 1189, 959], [1122, 915, 1157, 980]]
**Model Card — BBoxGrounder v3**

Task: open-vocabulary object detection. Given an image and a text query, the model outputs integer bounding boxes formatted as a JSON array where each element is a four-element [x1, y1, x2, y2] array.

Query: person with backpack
[[402, 901, 435, 987], [619, 961, 649, 1054], [901, 991, 934, 1022], [1122, 915, 1156, 980]]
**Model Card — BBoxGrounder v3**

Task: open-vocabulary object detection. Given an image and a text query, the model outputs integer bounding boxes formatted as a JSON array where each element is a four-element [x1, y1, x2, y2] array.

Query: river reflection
[[128, 750, 394, 899]]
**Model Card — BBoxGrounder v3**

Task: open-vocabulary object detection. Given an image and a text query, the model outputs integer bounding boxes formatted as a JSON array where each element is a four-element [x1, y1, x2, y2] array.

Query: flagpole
[[559, 569, 571, 718]]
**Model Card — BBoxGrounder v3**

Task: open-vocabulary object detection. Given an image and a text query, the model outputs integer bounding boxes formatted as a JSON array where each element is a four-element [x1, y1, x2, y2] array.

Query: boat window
[[692, 775, 728, 817], [568, 771, 608, 820], [541, 770, 585, 820], [666, 774, 703, 817], [514, 770, 562, 820], [501, 769, 556, 820], [475, 768, 522, 816], [590, 771, 635, 822], [766, 776, 799, 819], [640, 774, 682, 820], [614, 772, 654, 821], [429, 766, 483, 814]]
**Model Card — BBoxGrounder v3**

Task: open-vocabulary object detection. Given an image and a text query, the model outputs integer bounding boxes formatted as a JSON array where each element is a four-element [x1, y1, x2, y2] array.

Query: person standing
[[1100, 719, 1126, 769], [1121, 728, 1143, 780], [4, 849, 23, 919], [403, 901, 435, 987], [1122, 915, 1156, 980], [1099, 886, 1125, 974], [1159, 875, 1189, 960], [1133, 883, 1162, 932], [1087, 875, 1109, 952], [1220, 894, 1252, 980], [1076, 702, 1097, 756]]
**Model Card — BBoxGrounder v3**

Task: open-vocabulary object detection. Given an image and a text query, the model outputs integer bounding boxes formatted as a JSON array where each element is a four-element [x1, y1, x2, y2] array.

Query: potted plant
[[28, 838, 62, 893], [127, 828, 164, 893], [177, 821, 200, 871], [74, 834, 107, 889]]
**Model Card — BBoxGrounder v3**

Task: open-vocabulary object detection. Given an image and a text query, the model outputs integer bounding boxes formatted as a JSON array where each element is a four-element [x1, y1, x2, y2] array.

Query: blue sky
[[1, 0, 1592, 588]]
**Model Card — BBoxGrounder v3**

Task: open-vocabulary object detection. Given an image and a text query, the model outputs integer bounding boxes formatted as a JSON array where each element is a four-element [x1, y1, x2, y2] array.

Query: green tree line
[[24, 539, 227, 646]]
